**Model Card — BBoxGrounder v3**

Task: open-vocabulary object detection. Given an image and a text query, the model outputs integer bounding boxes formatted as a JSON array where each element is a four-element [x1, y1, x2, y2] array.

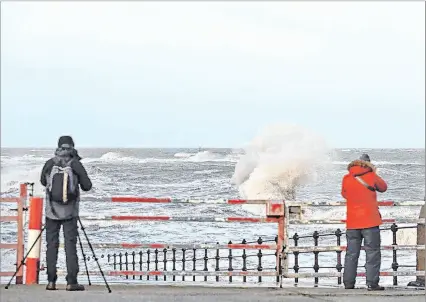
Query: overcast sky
[[1, 1, 424, 148]]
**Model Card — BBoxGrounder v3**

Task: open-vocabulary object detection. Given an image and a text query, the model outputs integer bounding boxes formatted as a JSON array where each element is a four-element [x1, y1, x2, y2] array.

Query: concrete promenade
[[1, 284, 425, 302]]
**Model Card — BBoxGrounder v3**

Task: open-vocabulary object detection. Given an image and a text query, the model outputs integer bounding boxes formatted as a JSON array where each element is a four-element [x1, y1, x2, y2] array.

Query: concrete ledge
[[1, 284, 424, 302]]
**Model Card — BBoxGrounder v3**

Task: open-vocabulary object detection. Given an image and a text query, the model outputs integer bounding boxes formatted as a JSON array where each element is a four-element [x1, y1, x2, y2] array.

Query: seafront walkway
[[1, 284, 425, 302]]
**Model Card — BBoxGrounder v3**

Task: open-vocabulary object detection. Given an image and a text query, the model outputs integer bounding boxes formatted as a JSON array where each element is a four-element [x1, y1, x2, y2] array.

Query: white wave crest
[[84, 152, 146, 164], [174, 152, 193, 158], [82, 151, 236, 164], [193, 169, 221, 175], [185, 151, 223, 162], [99, 152, 126, 161]]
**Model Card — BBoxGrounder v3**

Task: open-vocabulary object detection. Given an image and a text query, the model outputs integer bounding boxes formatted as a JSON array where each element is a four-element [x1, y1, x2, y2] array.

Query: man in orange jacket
[[341, 154, 388, 291]]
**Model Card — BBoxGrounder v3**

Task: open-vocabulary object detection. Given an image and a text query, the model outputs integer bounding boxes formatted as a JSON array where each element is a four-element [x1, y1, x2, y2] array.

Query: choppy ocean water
[[1, 148, 424, 287]]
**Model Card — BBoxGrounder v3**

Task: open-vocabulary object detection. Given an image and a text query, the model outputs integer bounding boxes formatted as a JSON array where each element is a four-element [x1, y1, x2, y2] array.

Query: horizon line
[[1, 146, 425, 150]]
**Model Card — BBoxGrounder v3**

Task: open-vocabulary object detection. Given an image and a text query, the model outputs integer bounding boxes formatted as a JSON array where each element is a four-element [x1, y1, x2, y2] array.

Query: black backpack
[[47, 158, 79, 203]]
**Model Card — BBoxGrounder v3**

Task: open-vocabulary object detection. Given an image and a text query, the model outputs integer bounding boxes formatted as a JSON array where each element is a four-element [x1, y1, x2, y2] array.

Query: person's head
[[57, 136, 75, 150], [56, 136, 81, 160], [359, 153, 371, 162]]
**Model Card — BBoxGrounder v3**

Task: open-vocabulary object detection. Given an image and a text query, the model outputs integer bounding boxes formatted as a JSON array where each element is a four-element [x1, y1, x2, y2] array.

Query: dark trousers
[[343, 226, 381, 287], [45, 217, 79, 284]]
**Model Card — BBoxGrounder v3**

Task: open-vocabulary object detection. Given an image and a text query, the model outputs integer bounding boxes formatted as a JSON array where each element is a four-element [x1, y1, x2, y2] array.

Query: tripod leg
[[77, 231, 91, 285], [5, 225, 46, 289], [77, 217, 112, 293]]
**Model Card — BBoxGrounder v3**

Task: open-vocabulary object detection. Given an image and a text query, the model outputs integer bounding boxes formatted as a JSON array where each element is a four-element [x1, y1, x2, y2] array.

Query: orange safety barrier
[[0, 184, 26, 284]]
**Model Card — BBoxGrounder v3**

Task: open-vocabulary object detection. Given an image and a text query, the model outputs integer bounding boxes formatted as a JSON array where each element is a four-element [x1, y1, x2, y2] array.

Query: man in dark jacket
[[40, 136, 92, 291]]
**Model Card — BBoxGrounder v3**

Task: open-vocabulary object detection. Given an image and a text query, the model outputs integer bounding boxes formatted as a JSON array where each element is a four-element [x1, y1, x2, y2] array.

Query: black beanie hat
[[360, 153, 371, 162], [58, 136, 75, 148]]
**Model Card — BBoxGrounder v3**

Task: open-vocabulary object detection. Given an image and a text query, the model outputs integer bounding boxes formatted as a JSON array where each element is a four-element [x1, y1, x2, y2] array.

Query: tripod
[[5, 217, 111, 293], [77, 216, 112, 293], [5, 225, 46, 289], [77, 231, 91, 286]]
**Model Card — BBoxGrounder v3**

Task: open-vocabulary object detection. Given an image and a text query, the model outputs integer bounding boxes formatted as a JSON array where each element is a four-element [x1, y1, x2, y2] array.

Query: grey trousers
[[343, 226, 381, 286]]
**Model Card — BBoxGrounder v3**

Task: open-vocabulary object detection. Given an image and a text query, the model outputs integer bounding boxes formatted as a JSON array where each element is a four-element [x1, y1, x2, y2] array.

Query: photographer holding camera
[[40, 136, 92, 291], [341, 154, 388, 291]]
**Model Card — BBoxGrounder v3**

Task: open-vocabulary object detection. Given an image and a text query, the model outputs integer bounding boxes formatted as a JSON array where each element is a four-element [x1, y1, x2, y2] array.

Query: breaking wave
[[232, 123, 330, 215]]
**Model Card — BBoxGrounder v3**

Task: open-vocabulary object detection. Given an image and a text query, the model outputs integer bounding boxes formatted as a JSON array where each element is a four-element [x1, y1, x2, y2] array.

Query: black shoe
[[66, 283, 85, 291], [407, 280, 425, 288], [368, 284, 385, 291], [344, 284, 355, 289], [46, 282, 57, 290]]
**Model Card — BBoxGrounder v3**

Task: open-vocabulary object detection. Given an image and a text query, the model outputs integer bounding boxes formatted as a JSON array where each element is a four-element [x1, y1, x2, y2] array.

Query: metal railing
[[6, 187, 422, 288], [282, 201, 424, 286], [51, 196, 287, 286]]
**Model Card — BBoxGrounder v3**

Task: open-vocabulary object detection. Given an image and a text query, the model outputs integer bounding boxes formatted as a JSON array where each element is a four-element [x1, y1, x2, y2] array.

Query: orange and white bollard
[[25, 197, 43, 285]]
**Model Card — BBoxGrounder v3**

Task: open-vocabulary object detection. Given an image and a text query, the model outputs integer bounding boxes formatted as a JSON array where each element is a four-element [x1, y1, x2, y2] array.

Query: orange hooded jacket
[[341, 159, 388, 230]]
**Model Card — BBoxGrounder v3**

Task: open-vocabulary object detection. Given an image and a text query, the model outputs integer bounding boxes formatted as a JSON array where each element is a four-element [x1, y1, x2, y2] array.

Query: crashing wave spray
[[231, 123, 330, 214]]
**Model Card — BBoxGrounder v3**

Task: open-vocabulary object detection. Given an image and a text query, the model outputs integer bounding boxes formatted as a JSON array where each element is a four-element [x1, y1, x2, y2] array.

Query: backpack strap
[[47, 165, 60, 191], [354, 176, 376, 192], [66, 158, 74, 166]]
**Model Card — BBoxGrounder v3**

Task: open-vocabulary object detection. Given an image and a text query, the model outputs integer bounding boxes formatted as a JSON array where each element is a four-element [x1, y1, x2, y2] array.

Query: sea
[[1, 147, 424, 287]]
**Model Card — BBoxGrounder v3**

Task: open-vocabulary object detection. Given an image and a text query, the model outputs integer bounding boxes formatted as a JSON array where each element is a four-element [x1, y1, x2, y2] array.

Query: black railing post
[[147, 249, 151, 281], [293, 233, 300, 285], [335, 229, 343, 285], [242, 239, 247, 283], [215, 243, 220, 282], [172, 248, 177, 282], [139, 251, 143, 280], [182, 248, 186, 281], [113, 253, 117, 271], [132, 251, 136, 280], [154, 249, 159, 281], [313, 231, 320, 287], [257, 237, 263, 283], [163, 248, 168, 281], [203, 249, 208, 282], [391, 223, 399, 286], [228, 241, 233, 283], [119, 252, 123, 277], [193, 248, 197, 282], [125, 252, 129, 280]]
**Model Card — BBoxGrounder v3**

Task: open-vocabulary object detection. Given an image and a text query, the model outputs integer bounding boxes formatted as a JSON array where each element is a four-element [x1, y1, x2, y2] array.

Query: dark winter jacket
[[40, 148, 92, 220]]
